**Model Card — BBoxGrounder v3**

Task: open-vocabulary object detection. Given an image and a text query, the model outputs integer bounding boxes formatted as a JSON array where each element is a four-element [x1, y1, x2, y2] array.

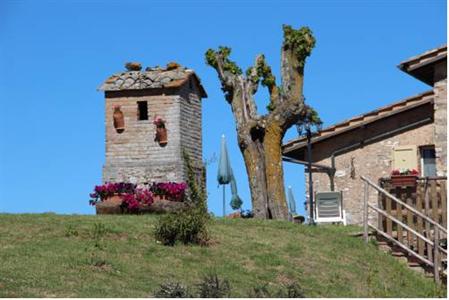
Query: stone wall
[[179, 79, 203, 169], [305, 103, 435, 225], [102, 83, 203, 184], [433, 79, 447, 176]]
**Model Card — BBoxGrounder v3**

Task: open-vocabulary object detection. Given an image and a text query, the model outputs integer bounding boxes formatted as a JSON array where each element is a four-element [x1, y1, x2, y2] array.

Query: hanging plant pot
[[391, 175, 417, 188], [155, 126, 168, 146], [113, 106, 125, 133], [153, 115, 167, 146]]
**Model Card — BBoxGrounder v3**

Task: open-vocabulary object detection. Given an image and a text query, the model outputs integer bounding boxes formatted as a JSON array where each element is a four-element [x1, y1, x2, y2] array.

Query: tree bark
[[264, 120, 289, 219], [241, 141, 269, 218]]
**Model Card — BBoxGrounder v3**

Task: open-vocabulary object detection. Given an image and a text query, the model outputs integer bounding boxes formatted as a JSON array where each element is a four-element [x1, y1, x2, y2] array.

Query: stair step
[[377, 241, 389, 246], [408, 261, 422, 267]]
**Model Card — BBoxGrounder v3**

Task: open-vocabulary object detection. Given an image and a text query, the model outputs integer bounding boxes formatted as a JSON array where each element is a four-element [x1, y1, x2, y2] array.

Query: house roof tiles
[[282, 90, 434, 154]]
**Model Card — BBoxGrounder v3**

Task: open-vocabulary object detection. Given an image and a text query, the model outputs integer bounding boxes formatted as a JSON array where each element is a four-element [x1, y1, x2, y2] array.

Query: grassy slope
[[0, 214, 444, 298]]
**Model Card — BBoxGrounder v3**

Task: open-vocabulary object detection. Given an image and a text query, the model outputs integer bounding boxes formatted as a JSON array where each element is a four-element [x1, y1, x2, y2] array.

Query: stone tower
[[98, 62, 207, 184]]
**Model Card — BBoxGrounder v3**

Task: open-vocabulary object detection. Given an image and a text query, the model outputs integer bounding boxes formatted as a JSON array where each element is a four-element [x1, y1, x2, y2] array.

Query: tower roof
[[98, 63, 207, 98]]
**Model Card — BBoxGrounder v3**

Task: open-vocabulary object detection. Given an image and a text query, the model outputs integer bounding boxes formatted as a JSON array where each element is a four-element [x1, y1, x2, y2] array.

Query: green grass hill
[[0, 214, 445, 297]]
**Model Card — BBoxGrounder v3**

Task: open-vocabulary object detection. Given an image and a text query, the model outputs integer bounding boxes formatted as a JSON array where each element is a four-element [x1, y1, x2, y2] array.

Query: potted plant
[[390, 168, 419, 187], [150, 182, 187, 202], [113, 105, 125, 133], [89, 181, 187, 214], [89, 182, 137, 214], [153, 115, 168, 146]]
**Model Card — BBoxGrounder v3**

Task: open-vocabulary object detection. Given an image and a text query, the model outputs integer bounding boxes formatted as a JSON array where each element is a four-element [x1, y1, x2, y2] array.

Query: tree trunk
[[264, 120, 289, 219], [241, 140, 269, 218]]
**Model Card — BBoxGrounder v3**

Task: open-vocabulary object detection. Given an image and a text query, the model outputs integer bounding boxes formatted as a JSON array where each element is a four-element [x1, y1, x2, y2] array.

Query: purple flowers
[[89, 181, 187, 208], [90, 182, 137, 202], [151, 182, 187, 202]]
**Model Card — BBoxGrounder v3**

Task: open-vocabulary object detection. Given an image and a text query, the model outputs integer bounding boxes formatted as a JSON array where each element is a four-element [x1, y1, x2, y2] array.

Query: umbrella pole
[[223, 185, 226, 217]]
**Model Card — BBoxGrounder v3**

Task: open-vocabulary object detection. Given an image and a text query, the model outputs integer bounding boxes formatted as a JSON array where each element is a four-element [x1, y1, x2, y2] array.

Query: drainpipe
[[329, 117, 432, 190]]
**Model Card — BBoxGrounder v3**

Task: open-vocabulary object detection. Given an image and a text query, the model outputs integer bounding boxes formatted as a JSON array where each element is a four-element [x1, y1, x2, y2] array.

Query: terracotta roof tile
[[98, 65, 207, 97], [282, 90, 434, 153]]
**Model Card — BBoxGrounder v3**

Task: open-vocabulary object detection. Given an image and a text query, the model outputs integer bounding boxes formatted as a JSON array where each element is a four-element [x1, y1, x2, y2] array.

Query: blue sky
[[0, 0, 446, 216]]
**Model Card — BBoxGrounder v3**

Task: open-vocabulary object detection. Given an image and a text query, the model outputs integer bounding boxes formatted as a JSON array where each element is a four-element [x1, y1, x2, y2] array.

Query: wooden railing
[[361, 176, 447, 283]]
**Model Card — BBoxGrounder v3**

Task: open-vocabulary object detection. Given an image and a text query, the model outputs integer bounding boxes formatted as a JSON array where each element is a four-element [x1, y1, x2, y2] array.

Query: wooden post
[[440, 180, 447, 228], [398, 187, 404, 244], [363, 181, 369, 244], [417, 183, 424, 257], [424, 180, 433, 262], [406, 186, 414, 249], [433, 227, 440, 284], [431, 180, 438, 225], [386, 191, 392, 237], [378, 185, 384, 232]]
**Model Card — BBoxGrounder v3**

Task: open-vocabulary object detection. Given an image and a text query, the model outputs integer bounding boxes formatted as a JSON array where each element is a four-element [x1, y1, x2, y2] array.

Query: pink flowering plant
[[391, 168, 419, 176], [150, 182, 187, 202], [89, 181, 187, 209], [89, 182, 136, 204], [153, 115, 166, 126], [120, 189, 154, 212]]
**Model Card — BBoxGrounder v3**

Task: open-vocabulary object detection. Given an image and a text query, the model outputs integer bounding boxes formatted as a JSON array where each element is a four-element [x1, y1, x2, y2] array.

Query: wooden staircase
[[376, 235, 446, 279], [361, 176, 447, 284]]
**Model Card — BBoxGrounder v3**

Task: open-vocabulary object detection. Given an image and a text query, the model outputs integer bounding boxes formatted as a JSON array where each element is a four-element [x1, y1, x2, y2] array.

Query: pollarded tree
[[205, 25, 321, 220]]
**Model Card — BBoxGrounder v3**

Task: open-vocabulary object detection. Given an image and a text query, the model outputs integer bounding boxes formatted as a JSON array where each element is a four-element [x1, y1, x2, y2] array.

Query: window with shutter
[[392, 145, 418, 170]]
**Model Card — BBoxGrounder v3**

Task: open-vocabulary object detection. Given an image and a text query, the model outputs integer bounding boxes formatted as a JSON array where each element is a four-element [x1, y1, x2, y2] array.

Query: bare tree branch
[[280, 25, 315, 103]]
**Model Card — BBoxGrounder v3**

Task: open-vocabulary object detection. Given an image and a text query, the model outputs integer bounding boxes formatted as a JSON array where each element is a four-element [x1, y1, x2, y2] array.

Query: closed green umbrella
[[217, 135, 232, 216], [229, 170, 242, 211], [288, 186, 297, 216]]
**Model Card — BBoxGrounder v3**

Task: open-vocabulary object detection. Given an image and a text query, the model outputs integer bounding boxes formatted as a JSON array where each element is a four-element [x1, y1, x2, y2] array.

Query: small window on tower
[[137, 101, 148, 120]]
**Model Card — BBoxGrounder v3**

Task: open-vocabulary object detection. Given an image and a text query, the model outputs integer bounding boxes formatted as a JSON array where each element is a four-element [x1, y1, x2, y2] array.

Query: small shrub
[[196, 273, 231, 298], [248, 284, 271, 298], [248, 283, 305, 298], [280, 283, 305, 298], [154, 208, 209, 246], [153, 281, 192, 298], [154, 149, 209, 246]]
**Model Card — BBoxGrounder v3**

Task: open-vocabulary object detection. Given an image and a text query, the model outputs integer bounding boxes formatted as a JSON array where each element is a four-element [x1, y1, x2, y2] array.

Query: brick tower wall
[[102, 90, 183, 184]]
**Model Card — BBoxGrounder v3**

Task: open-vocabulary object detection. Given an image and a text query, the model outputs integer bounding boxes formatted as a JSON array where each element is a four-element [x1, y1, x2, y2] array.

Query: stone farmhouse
[[98, 63, 207, 185], [282, 45, 447, 225]]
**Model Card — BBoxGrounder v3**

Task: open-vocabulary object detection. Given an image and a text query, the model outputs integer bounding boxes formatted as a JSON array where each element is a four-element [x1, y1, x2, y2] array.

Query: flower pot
[[391, 175, 417, 188], [95, 201, 123, 214], [104, 194, 123, 205], [144, 199, 186, 214], [155, 126, 168, 146], [95, 194, 124, 215], [113, 106, 125, 133]]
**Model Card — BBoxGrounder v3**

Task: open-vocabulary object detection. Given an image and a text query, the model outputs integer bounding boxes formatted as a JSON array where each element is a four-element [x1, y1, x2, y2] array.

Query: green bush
[[153, 275, 304, 298], [154, 149, 209, 246], [154, 207, 209, 246], [248, 283, 305, 298], [197, 273, 231, 298], [153, 281, 193, 298]]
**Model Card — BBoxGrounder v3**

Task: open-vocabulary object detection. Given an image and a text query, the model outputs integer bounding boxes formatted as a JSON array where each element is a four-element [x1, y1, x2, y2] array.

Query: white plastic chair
[[314, 191, 347, 225]]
